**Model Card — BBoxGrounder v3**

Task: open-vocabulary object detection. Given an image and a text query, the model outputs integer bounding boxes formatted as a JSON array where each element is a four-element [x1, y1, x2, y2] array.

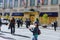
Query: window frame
[[42, 0, 48, 5], [14, 0, 18, 8], [51, 0, 58, 5], [30, 0, 35, 6]]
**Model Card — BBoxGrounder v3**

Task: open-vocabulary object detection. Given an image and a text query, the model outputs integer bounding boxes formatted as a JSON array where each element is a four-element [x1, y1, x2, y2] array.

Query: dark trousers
[[54, 27, 56, 31], [18, 23, 20, 28], [26, 24, 30, 28], [20, 23, 23, 27], [11, 27, 15, 34]]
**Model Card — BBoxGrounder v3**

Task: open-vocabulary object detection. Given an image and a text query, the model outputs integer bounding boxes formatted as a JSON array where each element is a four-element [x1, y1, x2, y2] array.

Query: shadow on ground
[[0, 31, 30, 38], [0, 36, 16, 40]]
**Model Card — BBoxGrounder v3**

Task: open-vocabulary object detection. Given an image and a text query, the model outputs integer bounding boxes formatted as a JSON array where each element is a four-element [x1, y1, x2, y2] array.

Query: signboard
[[12, 12, 24, 16], [4, 13, 10, 16], [39, 12, 58, 17]]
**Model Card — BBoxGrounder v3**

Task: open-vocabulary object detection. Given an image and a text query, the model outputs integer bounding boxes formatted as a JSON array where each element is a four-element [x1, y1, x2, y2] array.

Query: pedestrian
[[25, 18, 31, 28], [17, 18, 20, 28], [0, 18, 2, 31], [35, 18, 39, 26], [20, 18, 23, 27], [54, 20, 57, 31], [51, 22, 54, 27], [29, 23, 41, 40], [10, 17, 15, 34], [8, 18, 12, 29]]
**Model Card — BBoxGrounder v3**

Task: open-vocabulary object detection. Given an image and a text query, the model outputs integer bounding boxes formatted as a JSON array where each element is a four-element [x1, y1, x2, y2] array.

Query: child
[[29, 23, 41, 40]]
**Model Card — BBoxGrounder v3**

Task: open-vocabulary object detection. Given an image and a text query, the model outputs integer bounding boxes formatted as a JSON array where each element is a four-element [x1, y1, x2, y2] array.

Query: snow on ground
[[0, 24, 60, 40]]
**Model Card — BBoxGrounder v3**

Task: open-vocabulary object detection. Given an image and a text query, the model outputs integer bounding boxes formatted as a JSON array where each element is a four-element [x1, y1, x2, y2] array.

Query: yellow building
[[0, 0, 59, 26]]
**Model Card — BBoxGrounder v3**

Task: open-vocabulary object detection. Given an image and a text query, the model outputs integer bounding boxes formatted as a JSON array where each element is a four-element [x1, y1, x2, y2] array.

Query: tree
[[42, 13, 48, 28], [5, 14, 10, 20]]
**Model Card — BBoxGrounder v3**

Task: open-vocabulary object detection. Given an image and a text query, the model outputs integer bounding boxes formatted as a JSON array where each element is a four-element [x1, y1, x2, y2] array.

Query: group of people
[[8, 17, 40, 40], [8, 17, 41, 40], [0, 17, 58, 40]]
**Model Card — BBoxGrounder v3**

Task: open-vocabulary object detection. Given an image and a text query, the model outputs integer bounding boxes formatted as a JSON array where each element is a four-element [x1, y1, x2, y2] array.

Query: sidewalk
[[47, 26, 60, 30], [0, 25, 60, 40], [39, 26, 60, 30], [0, 37, 8, 40]]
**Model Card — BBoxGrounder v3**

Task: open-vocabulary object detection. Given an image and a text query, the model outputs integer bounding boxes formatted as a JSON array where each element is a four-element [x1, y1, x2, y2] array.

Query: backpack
[[38, 29, 41, 35]]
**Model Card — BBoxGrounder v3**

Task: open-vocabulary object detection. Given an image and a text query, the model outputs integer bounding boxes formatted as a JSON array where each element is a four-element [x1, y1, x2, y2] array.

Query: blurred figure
[[29, 22, 41, 40], [51, 22, 54, 27], [17, 18, 23, 28], [54, 20, 57, 31], [17, 18, 21, 28], [25, 18, 31, 28], [35, 18, 39, 27], [10, 17, 15, 34], [0, 18, 2, 31], [20, 18, 23, 27]]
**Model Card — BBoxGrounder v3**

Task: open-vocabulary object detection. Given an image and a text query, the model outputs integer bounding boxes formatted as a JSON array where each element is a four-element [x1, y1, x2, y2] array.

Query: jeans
[[32, 35, 38, 40], [11, 27, 15, 34]]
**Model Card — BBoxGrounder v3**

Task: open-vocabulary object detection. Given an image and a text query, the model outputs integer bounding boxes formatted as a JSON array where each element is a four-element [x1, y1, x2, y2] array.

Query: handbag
[[38, 29, 41, 35]]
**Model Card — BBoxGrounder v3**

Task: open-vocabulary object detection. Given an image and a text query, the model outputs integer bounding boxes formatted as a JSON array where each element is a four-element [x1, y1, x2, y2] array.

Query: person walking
[[54, 20, 57, 31], [20, 18, 23, 27], [25, 18, 31, 28], [29, 23, 41, 40], [10, 17, 15, 34], [17, 18, 21, 28]]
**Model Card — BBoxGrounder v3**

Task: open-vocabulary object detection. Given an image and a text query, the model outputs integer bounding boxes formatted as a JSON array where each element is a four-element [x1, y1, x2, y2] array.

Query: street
[[0, 24, 60, 40]]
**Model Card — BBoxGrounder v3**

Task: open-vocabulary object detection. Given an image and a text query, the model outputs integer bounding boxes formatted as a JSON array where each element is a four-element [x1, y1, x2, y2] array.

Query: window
[[20, 0, 25, 7], [26, 0, 28, 7], [37, 0, 41, 6], [14, 0, 18, 8], [4, 0, 8, 8], [30, 0, 35, 6], [20, 0, 22, 7], [9, 0, 13, 8], [42, 0, 48, 5], [0, 0, 3, 8], [51, 0, 58, 5], [0, 0, 3, 3]]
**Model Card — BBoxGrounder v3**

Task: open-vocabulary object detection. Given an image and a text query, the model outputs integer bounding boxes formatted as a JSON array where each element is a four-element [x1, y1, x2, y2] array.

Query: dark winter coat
[[25, 20, 31, 25], [10, 19, 15, 28], [17, 19, 21, 24], [54, 21, 57, 27], [30, 27, 39, 35]]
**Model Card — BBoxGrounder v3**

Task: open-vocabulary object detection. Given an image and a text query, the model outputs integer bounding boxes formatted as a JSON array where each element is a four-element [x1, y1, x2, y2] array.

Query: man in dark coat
[[54, 20, 57, 31], [17, 19, 21, 28], [25, 18, 31, 28]]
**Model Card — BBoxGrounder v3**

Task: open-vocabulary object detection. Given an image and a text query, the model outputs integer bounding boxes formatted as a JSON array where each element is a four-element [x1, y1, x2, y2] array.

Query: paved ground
[[0, 25, 60, 40]]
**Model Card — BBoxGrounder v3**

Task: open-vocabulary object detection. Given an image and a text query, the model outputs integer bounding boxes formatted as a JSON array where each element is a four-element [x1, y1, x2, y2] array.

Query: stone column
[[58, 5, 60, 27]]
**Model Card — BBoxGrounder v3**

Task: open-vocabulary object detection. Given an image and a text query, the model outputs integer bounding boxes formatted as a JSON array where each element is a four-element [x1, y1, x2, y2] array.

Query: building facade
[[0, 0, 60, 26]]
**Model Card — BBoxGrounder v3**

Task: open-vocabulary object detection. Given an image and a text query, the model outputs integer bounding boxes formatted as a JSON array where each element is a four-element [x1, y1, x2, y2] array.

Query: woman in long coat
[[10, 17, 15, 34]]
